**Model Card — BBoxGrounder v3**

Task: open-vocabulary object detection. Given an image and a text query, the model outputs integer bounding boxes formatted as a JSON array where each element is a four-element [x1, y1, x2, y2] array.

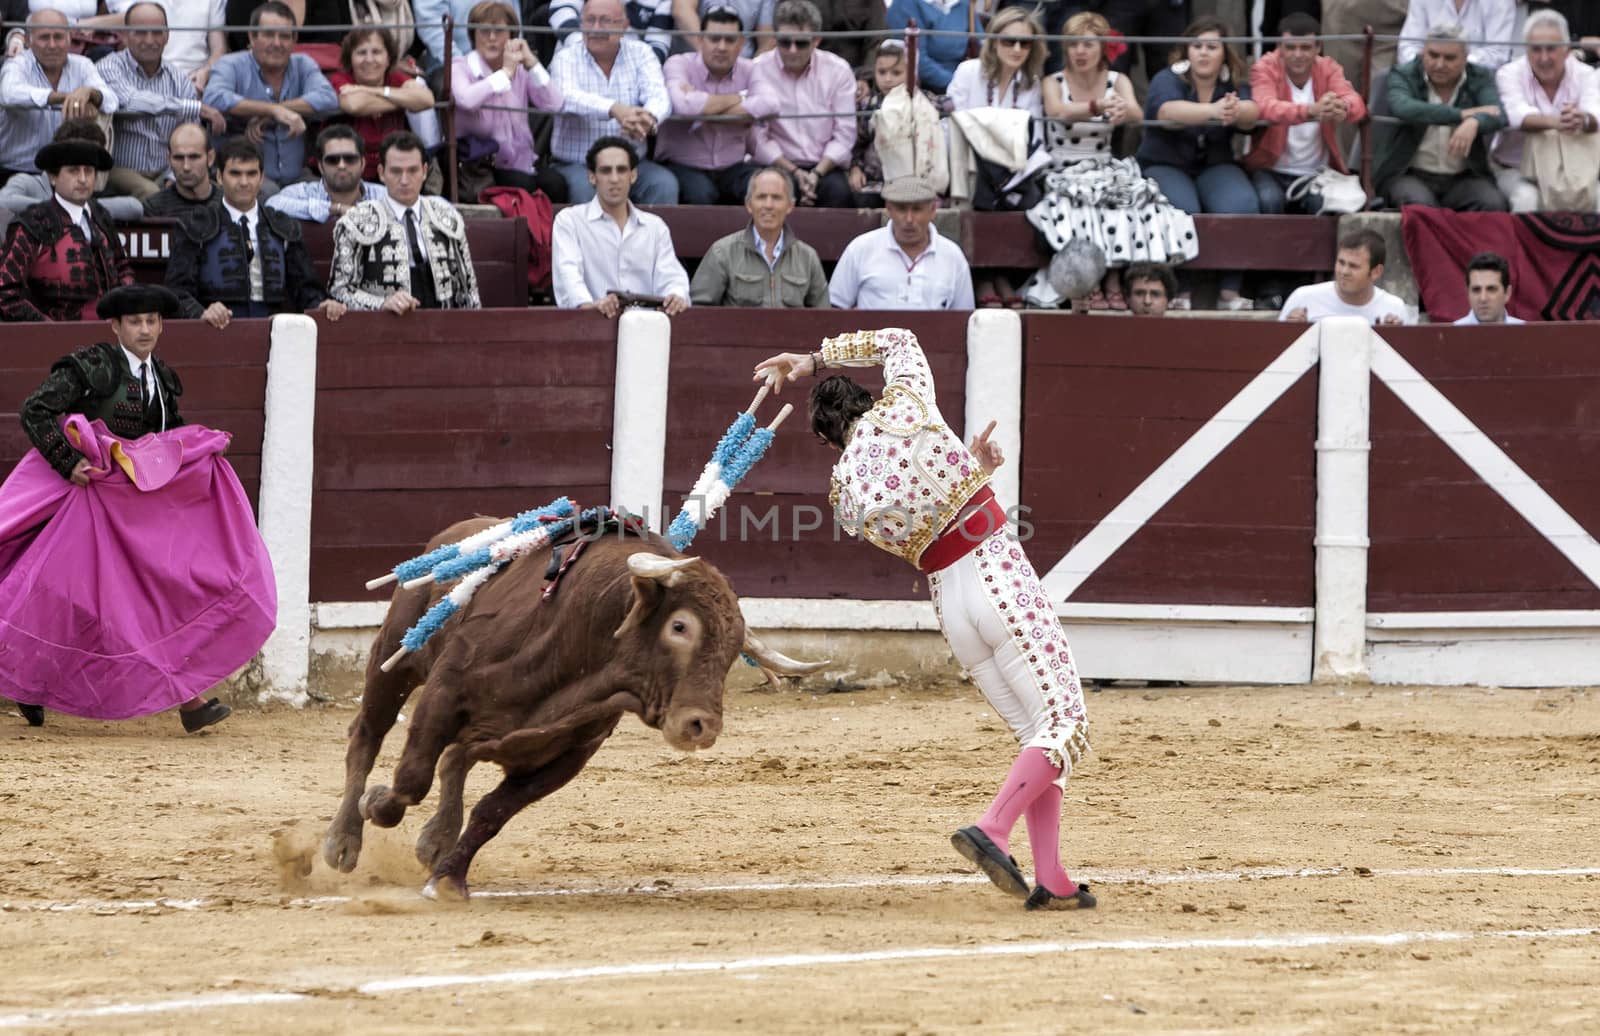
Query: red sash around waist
[[918, 484, 1005, 574]]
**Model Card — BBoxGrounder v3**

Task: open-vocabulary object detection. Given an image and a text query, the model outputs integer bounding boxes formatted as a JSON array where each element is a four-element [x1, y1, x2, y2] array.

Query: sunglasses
[[776, 36, 813, 50], [996, 37, 1032, 49], [323, 153, 363, 166]]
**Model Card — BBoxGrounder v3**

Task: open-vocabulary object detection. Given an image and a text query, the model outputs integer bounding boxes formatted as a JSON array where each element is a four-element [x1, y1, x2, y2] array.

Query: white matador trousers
[[930, 528, 1090, 788]]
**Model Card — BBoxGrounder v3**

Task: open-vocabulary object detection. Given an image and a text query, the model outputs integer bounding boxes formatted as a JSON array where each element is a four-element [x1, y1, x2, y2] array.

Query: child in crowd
[[848, 39, 952, 209]]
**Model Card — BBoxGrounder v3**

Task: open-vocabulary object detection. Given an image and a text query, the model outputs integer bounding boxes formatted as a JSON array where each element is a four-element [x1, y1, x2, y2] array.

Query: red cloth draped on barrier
[[1401, 205, 1600, 323]]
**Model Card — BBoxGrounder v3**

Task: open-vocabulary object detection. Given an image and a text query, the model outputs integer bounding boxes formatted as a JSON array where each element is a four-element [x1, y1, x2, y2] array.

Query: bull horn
[[743, 631, 830, 676], [628, 552, 699, 586]]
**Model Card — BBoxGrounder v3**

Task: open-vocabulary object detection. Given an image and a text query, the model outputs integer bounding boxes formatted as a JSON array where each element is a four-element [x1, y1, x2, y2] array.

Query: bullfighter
[[754, 328, 1095, 912], [0, 284, 276, 731]]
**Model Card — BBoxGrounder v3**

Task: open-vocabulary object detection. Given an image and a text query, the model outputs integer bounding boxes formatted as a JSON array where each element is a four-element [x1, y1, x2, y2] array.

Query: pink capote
[[0, 417, 277, 719]]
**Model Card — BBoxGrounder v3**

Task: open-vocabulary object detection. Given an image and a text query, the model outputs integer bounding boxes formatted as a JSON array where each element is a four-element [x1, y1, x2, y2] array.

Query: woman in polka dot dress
[[1023, 11, 1199, 310], [753, 328, 1095, 912]]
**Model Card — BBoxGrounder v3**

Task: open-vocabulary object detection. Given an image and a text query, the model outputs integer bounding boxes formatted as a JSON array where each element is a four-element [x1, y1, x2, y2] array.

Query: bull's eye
[[671, 620, 687, 634]]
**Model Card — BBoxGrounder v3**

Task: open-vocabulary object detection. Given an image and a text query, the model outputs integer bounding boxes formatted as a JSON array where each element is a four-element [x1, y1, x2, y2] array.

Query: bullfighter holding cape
[[0, 285, 277, 731], [755, 329, 1095, 912]]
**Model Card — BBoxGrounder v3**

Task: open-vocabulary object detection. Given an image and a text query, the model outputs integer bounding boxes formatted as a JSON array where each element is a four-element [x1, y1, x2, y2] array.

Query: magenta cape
[[0, 417, 277, 720]]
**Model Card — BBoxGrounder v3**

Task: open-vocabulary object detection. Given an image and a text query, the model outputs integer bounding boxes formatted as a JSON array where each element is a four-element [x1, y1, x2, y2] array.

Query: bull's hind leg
[[415, 743, 471, 872], [323, 644, 421, 872], [423, 737, 606, 901], [360, 680, 464, 830]]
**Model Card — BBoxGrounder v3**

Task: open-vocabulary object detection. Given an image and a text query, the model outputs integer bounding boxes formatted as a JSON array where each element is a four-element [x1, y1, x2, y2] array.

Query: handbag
[[1521, 131, 1600, 211], [1286, 168, 1367, 215], [350, 0, 416, 59]]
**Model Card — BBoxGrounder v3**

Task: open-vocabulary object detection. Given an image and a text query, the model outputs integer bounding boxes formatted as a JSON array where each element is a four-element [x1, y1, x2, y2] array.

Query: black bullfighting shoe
[[180, 698, 232, 733], [950, 825, 1030, 899], [1025, 883, 1096, 911], [17, 703, 44, 727]]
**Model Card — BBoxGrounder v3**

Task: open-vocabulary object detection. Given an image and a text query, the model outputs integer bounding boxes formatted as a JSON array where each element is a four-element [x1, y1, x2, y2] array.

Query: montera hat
[[880, 175, 938, 204], [97, 284, 182, 319], [36, 139, 115, 174]]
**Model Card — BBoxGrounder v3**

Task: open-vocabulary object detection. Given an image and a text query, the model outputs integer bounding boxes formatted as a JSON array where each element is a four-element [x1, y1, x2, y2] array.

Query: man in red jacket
[[1244, 14, 1368, 215]]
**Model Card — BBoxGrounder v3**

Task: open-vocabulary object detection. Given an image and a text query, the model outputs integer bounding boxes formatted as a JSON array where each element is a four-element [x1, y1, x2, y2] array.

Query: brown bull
[[322, 517, 821, 898]]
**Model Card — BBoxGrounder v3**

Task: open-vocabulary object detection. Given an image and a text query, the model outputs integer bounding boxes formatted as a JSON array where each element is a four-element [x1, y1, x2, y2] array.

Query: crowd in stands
[[0, 0, 1594, 322]]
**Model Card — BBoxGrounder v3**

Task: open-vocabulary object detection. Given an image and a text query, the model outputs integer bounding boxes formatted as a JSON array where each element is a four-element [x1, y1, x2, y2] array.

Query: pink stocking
[[975, 747, 1061, 855], [1023, 782, 1074, 895]]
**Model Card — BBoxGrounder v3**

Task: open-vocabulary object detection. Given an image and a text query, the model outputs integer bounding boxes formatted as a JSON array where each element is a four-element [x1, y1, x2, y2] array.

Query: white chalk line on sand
[[3, 865, 1598, 916], [1, 924, 1597, 1029]]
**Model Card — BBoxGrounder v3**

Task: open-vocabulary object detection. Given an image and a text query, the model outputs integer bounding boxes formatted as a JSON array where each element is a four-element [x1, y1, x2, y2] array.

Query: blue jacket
[[885, 0, 970, 93]]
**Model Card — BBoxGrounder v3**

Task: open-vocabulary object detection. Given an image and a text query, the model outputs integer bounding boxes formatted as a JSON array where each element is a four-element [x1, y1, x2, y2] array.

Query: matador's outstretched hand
[[752, 351, 817, 393]]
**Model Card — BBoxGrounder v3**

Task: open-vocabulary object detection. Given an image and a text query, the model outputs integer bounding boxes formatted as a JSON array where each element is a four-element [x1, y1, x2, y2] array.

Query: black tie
[[404, 209, 424, 268], [137, 362, 148, 410], [239, 214, 254, 261]]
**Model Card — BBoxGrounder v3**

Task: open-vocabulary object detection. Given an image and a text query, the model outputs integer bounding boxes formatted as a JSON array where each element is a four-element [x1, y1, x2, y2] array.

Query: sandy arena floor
[[2, 680, 1598, 1034]]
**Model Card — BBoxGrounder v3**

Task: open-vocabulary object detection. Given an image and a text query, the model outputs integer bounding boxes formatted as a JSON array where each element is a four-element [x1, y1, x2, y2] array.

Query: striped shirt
[[0, 52, 121, 173], [549, 35, 672, 165], [98, 50, 203, 177]]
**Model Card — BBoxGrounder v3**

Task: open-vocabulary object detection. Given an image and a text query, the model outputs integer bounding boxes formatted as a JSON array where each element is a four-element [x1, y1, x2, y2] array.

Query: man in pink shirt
[[747, 0, 856, 207], [657, 5, 775, 204], [1491, 9, 1600, 212]]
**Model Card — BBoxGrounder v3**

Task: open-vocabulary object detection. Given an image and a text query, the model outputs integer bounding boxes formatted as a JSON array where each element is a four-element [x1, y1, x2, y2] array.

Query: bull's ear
[[612, 575, 664, 640]]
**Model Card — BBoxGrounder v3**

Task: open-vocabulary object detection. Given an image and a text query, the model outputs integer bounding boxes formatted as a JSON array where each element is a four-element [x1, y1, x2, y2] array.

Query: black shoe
[[180, 698, 231, 733], [950, 826, 1030, 899], [17, 703, 44, 727], [1025, 882, 1096, 911]]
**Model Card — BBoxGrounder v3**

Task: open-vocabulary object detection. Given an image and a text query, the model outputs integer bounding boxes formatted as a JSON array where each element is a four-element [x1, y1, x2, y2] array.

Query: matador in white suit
[[755, 328, 1094, 911]]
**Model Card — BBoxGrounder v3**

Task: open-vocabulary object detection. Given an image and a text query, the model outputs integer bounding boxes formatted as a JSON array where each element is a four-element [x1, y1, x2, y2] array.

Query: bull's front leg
[[423, 734, 610, 902], [324, 654, 419, 872], [361, 677, 466, 830], [415, 744, 470, 872]]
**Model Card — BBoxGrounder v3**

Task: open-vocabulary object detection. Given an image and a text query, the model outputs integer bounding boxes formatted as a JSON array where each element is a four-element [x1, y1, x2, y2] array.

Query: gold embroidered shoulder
[[823, 328, 989, 567]]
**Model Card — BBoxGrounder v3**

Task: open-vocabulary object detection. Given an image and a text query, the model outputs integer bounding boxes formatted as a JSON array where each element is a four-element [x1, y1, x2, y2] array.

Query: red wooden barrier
[[0, 319, 270, 510], [1371, 325, 1600, 611]]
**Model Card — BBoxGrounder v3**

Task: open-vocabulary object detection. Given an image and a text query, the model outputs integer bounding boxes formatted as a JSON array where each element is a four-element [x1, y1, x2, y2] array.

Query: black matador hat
[[97, 284, 182, 319], [36, 139, 114, 174]]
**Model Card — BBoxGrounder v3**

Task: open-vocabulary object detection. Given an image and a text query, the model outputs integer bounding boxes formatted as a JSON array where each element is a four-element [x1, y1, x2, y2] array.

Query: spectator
[[550, 0, 674, 63], [549, 0, 678, 204], [1135, 16, 1260, 309], [2, 0, 30, 65], [0, 137, 134, 322], [414, 0, 514, 73], [1245, 14, 1367, 214], [0, 118, 142, 225], [884, 0, 967, 93], [144, 122, 220, 215], [1125, 262, 1176, 316], [657, 5, 773, 204], [203, 1, 338, 194], [1376, 23, 1507, 211], [829, 175, 974, 310], [1530, 2, 1600, 65], [848, 38, 917, 209], [690, 166, 828, 306], [1398, 0, 1517, 70], [96, 3, 226, 201], [1490, 10, 1600, 212], [1015, 0, 1193, 81], [331, 130, 482, 311], [946, 7, 1045, 126], [1455, 250, 1524, 324], [0, 9, 117, 182], [266, 124, 389, 221], [166, 138, 343, 327], [672, 0, 774, 59], [552, 136, 690, 314], [107, 0, 227, 89], [748, 0, 856, 208], [453, 2, 567, 200], [1280, 229, 1411, 324], [329, 27, 436, 182]]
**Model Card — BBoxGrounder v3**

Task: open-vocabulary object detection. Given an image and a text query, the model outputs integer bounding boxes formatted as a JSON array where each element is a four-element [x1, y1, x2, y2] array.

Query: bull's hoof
[[360, 785, 407, 828], [414, 822, 458, 873], [421, 874, 470, 902], [322, 828, 363, 873]]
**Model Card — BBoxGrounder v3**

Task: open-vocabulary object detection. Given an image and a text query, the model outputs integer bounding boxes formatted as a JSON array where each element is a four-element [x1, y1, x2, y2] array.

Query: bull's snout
[[663, 708, 722, 751]]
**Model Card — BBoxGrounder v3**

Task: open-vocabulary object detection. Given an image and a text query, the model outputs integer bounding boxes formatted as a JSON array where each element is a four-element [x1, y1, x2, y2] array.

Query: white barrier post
[[256, 315, 317, 705], [1313, 317, 1373, 682], [965, 309, 1023, 515], [611, 310, 672, 531]]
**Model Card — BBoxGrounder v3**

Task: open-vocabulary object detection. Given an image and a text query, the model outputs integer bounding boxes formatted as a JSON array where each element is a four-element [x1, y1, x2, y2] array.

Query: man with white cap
[[827, 175, 974, 310]]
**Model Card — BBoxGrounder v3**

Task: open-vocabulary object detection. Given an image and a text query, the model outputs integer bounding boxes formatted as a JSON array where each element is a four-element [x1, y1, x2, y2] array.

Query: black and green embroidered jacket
[[19, 342, 185, 479]]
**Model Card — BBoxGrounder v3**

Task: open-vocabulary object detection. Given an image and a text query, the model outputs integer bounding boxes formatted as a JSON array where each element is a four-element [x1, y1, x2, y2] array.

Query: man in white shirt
[[552, 135, 690, 315], [108, 0, 227, 88], [1398, 0, 1518, 70], [1281, 229, 1413, 325], [1453, 251, 1526, 324], [0, 9, 118, 180], [828, 176, 975, 310]]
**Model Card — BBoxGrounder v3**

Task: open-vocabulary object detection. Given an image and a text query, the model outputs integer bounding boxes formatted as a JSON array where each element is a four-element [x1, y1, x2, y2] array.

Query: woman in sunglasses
[[946, 7, 1046, 122], [328, 28, 436, 181]]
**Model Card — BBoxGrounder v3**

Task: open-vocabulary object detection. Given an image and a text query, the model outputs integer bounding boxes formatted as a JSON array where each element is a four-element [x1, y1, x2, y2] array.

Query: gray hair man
[[690, 167, 829, 306]]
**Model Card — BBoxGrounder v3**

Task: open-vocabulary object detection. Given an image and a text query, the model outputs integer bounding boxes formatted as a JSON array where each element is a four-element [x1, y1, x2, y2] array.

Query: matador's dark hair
[[809, 374, 874, 448]]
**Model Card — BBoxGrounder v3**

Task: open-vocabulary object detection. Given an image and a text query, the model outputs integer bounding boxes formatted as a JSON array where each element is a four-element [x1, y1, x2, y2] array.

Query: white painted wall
[[964, 309, 1022, 513], [611, 310, 673, 531], [1312, 317, 1372, 682]]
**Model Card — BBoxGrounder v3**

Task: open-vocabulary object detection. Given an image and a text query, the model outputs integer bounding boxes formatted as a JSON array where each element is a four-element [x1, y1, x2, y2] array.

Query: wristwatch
[[383, 85, 392, 99]]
